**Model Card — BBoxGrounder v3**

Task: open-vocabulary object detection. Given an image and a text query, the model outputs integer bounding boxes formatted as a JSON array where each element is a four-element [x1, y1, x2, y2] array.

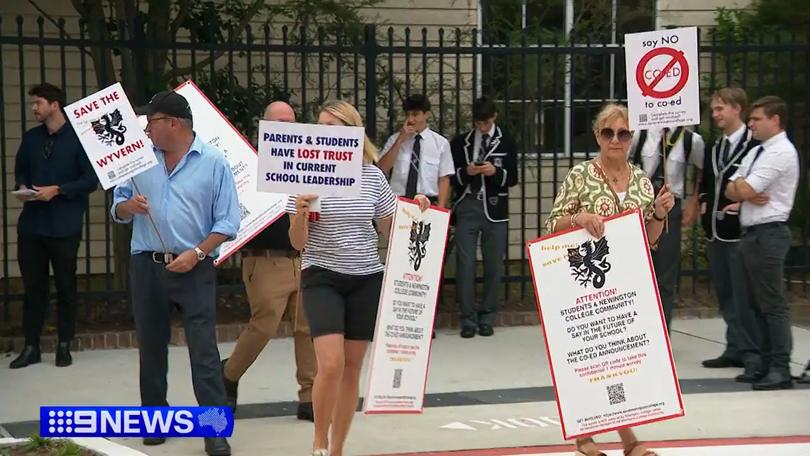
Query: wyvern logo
[[567, 237, 611, 289], [40, 406, 233, 438], [408, 220, 431, 271], [91, 109, 127, 146]]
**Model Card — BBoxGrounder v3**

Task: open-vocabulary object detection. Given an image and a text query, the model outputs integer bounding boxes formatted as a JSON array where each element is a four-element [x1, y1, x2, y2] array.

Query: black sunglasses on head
[[43, 137, 55, 159], [599, 128, 633, 143]]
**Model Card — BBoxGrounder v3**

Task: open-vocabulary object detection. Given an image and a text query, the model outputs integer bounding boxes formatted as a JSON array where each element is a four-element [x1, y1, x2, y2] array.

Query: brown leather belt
[[242, 248, 299, 258]]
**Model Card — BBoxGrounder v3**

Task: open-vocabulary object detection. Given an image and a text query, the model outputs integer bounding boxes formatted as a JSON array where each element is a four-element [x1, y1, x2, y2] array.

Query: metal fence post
[[364, 24, 378, 141]]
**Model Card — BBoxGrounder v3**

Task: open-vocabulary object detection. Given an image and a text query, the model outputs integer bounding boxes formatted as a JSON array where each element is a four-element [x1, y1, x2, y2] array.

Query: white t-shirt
[[381, 127, 455, 197], [730, 131, 799, 227], [285, 164, 397, 275]]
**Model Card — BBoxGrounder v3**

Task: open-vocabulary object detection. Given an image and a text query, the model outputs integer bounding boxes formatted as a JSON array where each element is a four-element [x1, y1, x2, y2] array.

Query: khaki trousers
[[224, 255, 317, 402]]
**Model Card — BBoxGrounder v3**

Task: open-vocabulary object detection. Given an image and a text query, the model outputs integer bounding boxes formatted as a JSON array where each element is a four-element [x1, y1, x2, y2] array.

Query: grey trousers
[[651, 199, 682, 330], [706, 240, 761, 364], [130, 253, 227, 407], [739, 224, 793, 375], [454, 197, 508, 329]]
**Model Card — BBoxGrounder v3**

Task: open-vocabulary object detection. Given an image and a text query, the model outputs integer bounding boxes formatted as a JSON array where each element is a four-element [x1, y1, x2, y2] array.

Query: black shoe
[[143, 437, 166, 446], [205, 437, 231, 456], [55, 342, 72, 367], [752, 372, 794, 391], [735, 367, 766, 383], [221, 359, 238, 412], [460, 327, 476, 338], [702, 356, 743, 369], [478, 324, 494, 337], [9, 345, 41, 369], [297, 401, 314, 422]]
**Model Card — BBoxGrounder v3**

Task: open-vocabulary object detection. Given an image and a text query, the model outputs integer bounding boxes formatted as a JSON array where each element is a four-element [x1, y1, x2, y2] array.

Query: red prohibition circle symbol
[[635, 47, 689, 99]]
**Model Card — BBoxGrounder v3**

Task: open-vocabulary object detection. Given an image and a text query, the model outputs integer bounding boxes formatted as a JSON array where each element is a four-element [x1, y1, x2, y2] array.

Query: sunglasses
[[599, 128, 633, 143], [43, 136, 55, 159]]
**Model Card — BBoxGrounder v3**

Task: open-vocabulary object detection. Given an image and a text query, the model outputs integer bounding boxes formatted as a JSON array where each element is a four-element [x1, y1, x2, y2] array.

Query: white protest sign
[[65, 82, 158, 190], [173, 80, 287, 266], [364, 198, 450, 414], [257, 121, 364, 197], [527, 211, 683, 439], [625, 27, 700, 130]]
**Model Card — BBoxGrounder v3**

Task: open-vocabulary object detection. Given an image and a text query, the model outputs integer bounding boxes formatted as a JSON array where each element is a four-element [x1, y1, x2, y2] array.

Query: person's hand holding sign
[[123, 194, 150, 216], [414, 194, 430, 212], [654, 184, 676, 218], [295, 194, 319, 218], [575, 213, 606, 239]]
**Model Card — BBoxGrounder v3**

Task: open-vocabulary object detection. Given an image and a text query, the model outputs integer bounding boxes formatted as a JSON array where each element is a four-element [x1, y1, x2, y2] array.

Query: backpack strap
[[682, 128, 693, 163], [631, 129, 648, 165]]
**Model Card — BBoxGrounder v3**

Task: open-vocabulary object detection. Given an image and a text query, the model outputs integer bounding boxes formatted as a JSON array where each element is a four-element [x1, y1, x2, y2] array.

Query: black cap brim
[[134, 105, 154, 116]]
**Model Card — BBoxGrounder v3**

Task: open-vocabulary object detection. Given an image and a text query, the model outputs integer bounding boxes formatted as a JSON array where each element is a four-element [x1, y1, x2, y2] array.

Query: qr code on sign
[[392, 368, 403, 389], [238, 203, 251, 221], [638, 113, 648, 123], [107, 170, 116, 180], [607, 383, 626, 405]]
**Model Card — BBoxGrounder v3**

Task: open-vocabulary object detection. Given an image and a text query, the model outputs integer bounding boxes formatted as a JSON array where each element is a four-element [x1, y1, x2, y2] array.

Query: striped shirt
[[286, 164, 397, 275]]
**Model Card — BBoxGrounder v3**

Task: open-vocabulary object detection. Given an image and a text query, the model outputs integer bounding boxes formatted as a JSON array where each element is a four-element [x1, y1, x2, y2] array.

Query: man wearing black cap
[[111, 91, 240, 455]]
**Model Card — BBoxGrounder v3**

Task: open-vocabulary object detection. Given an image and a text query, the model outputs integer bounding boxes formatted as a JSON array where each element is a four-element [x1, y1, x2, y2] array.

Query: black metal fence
[[1, 16, 808, 322]]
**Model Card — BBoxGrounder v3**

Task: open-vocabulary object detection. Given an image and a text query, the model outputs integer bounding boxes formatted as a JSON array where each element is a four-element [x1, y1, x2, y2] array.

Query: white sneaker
[[311, 449, 329, 456]]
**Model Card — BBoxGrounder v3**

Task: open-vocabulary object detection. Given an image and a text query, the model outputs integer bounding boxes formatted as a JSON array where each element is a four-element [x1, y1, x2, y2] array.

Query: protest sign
[[364, 198, 450, 414], [625, 27, 700, 130], [526, 211, 683, 439], [174, 80, 287, 265], [257, 121, 364, 197], [65, 82, 157, 189]]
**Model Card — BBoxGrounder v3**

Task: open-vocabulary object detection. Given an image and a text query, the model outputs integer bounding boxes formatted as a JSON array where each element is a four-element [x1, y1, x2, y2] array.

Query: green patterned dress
[[544, 159, 656, 235]]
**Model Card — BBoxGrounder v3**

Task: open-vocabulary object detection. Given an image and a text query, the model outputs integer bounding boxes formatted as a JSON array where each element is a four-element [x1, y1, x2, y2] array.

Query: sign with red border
[[174, 80, 287, 266], [363, 197, 450, 414], [526, 210, 683, 439], [625, 27, 700, 130]]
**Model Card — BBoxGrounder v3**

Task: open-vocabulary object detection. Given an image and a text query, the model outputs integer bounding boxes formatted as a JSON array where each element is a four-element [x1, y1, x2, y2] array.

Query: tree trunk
[[72, 0, 133, 291]]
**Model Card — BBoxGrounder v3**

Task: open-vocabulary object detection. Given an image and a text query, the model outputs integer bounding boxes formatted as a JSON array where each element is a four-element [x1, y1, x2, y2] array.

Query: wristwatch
[[193, 247, 206, 261]]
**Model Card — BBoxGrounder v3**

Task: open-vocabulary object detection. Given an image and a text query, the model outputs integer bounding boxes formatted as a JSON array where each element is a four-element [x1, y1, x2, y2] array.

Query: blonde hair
[[712, 87, 748, 112], [319, 100, 379, 164], [592, 103, 629, 132]]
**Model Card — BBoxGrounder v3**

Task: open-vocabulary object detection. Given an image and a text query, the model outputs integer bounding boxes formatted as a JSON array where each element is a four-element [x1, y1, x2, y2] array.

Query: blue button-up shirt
[[111, 134, 240, 258]]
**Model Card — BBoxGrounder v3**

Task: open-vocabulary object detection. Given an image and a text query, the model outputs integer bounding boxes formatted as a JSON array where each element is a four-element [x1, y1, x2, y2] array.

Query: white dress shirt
[[730, 131, 799, 227], [725, 124, 747, 150], [631, 127, 705, 199], [381, 127, 455, 197]]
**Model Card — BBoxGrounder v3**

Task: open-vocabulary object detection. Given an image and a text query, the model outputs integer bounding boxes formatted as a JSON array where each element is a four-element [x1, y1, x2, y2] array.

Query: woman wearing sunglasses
[[544, 103, 674, 456]]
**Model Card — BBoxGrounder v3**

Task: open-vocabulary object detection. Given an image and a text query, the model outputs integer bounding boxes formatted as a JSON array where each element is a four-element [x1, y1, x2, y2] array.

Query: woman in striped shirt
[[289, 100, 429, 456]]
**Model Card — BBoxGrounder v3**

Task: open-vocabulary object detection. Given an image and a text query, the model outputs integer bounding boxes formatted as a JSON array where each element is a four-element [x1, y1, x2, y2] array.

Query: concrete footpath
[[1, 319, 809, 455]]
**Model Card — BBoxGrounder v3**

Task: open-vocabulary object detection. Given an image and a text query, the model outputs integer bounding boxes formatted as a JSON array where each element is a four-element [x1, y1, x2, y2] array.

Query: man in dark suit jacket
[[450, 96, 518, 338], [698, 87, 761, 374]]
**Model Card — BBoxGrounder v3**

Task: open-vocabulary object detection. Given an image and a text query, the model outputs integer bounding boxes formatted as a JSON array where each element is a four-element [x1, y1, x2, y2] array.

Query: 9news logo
[[40, 406, 234, 438]]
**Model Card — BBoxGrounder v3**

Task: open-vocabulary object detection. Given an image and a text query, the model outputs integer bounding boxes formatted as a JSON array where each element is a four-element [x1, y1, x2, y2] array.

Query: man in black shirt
[[10, 83, 98, 369], [221, 101, 317, 420]]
